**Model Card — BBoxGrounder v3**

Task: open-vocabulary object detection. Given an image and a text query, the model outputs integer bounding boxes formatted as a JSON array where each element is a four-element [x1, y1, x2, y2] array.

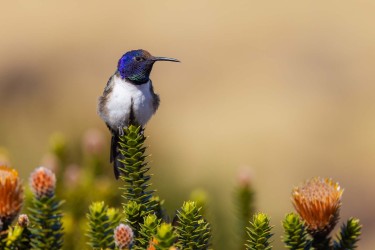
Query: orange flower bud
[[114, 223, 133, 249], [0, 166, 23, 230], [29, 167, 56, 198], [292, 177, 343, 237]]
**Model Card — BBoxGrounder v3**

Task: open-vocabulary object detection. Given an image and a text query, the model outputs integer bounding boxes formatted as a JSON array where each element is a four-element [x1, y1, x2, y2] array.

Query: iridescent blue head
[[117, 49, 179, 84]]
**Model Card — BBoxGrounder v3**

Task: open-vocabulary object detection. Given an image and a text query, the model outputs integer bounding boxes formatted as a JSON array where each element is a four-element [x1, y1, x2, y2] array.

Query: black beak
[[152, 56, 180, 63]]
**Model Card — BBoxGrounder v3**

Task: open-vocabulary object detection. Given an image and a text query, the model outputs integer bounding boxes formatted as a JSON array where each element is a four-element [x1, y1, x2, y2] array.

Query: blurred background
[[1, 1, 374, 249]]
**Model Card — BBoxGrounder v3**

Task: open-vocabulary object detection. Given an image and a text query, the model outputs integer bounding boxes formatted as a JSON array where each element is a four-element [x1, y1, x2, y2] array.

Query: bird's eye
[[134, 56, 143, 62]]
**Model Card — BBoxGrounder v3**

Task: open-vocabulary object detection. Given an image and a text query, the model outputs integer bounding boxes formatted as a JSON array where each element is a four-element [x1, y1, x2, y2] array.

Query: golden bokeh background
[[1, 1, 374, 249]]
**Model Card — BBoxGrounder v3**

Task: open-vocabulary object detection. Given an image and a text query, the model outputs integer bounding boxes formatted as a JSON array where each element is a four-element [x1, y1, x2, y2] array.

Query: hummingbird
[[98, 49, 179, 179]]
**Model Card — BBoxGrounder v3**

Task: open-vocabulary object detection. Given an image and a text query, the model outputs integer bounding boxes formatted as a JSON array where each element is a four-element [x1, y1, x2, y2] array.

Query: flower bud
[[0, 165, 23, 230], [114, 223, 133, 249], [17, 214, 29, 228], [292, 177, 342, 237], [29, 167, 56, 198]]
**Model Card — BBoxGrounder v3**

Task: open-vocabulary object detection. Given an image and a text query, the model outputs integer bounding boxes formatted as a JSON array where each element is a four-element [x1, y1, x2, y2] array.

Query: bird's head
[[117, 49, 179, 84]]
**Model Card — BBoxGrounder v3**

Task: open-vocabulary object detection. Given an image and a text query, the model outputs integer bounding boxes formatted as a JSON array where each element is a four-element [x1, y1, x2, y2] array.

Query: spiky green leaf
[[133, 214, 161, 249], [28, 195, 64, 250], [153, 223, 177, 250], [118, 125, 159, 234], [333, 218, 361, 250], [282, 213, 311, 250], [245, 212, 273, 250], [175, 201, 211, 250], [85, 201, 121, 249]]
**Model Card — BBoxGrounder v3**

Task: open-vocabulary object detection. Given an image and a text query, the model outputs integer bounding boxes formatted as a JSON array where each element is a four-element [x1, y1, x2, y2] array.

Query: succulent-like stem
[[134, 214, 161, 249], [245, 212, 273, 250], [175, 201, 211, 250], [333, 218, 361, 250], [86, 201, 121, 249], [282, 213, 311, 250], [122, 200, 144, 236], [153, 223, 177, 250], [3, 225, 24, 250], [235, 181, 255, 248], [28, 195, 64, 250], [118, 126, 158, 232]]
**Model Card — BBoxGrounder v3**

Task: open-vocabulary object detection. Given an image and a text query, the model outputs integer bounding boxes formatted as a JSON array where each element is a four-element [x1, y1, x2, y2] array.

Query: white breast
[[106, 76, 155, 128]]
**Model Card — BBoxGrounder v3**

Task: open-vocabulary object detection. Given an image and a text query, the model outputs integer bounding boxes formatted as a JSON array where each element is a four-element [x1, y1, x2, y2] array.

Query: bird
[[98, 49, 179, 179]]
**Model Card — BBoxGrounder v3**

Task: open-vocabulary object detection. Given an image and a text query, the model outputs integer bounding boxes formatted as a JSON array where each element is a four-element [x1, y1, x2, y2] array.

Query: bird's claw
[[118, 126, 125, 136]]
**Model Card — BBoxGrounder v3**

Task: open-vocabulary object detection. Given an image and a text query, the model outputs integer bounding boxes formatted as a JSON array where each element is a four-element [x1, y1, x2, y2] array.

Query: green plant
[[152, 223, 177, 250], [235, 170, 255, 248], [0, 126, 363, 250], [86, 201, 121, 249], [118, 126, 158, 232], [279, 178, 362, 250], [282, 213, 310, 250], [3, 224, 24, 250], [175, 201, 211, 249], [333, 218, 361, 250], [134, 214, 161, 249], [79, 125, 213, 249], [245, 212, 273, 250], [28, 167, 64, 250]]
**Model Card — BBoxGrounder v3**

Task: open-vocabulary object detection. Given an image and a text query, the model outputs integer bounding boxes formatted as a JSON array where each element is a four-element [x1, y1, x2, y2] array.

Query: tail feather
[[113, 160, 120, 179], [110, 134, 116, 163], [110, 134, 120, 179]]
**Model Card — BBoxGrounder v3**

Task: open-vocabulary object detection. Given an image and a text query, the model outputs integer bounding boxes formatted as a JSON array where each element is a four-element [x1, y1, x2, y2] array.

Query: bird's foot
[[118, 126, 125, 136]]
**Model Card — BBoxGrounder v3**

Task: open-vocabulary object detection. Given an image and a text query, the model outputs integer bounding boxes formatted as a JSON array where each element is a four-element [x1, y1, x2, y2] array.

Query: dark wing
[[98, 74, 116, 122], [149, 80, 160, 113], [103, 74, 115, 95], [98, 74, 121, 179]]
